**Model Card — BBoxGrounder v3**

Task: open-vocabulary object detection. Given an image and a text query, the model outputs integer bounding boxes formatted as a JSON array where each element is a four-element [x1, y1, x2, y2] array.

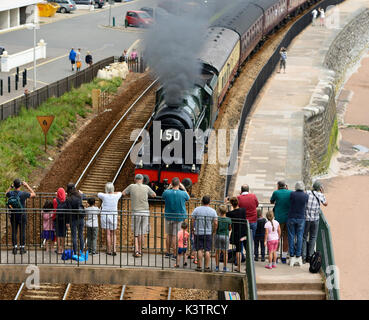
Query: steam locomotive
[[135, 0, 319, 195]]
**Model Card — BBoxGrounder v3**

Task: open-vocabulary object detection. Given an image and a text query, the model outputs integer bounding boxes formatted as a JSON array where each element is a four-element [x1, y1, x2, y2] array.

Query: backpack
[[309, 251, 322, 273], [7, 191, 23, 210]]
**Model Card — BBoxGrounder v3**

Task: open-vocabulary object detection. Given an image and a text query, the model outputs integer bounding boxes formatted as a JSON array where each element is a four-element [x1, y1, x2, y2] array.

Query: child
[[42, 200, 55, 252], [254, 209, 267, 262], [264, 211, 281, 269], [175, 222, 189, 268], [278, 47, 287, 73], [215, 205, 232, 272], [85, 197, 100, 255]]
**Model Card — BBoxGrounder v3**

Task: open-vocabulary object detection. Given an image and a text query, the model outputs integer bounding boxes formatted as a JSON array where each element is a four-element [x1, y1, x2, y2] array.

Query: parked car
[[0, 46, 5, 55], [94, 0, 105, 8], [125, 10, 153, 28], [47, 0, 77, 13], [74, 0, 95, 6]]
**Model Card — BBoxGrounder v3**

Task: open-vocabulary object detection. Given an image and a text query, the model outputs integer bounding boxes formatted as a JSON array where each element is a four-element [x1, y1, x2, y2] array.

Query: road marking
[[127, 39, 141, 55]]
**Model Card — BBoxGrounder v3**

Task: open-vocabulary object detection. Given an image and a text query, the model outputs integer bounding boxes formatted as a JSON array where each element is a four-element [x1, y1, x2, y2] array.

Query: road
[[0, 0, 160, 103]]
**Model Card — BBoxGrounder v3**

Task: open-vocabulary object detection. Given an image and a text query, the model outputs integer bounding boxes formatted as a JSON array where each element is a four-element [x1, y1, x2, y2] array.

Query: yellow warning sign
[[37, 116, 54, 135]]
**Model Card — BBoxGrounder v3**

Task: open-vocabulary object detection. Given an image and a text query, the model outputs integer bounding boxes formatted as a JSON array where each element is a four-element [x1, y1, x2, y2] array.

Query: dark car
[[48, 0, 77, 13], [94, 0, 105, 8], [74, 0, 95, 6]]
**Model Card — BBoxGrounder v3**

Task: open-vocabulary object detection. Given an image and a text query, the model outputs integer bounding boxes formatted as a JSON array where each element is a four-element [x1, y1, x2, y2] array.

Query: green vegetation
[[360, 160, 369, 167], [312, 118, 339, 175], [347, 124, 369, 132], [0, 77, 122, 204]]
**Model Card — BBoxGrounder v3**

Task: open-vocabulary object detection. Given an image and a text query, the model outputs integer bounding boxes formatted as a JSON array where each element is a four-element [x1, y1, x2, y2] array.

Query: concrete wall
[[303, 8, 369, 185], [0, 11, 9, 30]]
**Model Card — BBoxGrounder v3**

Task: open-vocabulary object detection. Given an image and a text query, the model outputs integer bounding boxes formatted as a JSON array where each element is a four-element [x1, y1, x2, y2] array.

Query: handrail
[[317, 210, 340, 300], [245, 220, 258, 300], [75, 78, 158, 188]]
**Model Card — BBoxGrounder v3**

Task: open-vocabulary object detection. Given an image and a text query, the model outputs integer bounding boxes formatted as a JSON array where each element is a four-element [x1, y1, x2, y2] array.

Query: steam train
[[135, 0, 319, 195]]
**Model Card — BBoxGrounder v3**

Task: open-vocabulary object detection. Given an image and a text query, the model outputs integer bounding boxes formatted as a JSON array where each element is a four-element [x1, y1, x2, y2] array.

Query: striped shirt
[[305, 190, 326, 221]]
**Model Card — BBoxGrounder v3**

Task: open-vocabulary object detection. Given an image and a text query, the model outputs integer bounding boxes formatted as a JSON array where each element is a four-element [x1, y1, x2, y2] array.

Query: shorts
[[178, 247, 187, 255], [165, 220, 182, 236], [56, 217, 67, 238], [214, 234, 229, 250], [70, 59, 76, 64], [132, 214, 150, 236], [280, 59, 286, 69], [76, 61, 82, 68], [42, 230, 55, 240], [267, 240, 279, 252], [101, 214, 118, 230], [194, 235, 212, 252]]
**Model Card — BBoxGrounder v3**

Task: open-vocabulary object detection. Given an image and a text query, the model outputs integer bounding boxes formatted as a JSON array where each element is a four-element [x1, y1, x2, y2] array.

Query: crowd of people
[[5, 175, 327, 272], [68, 48, 93, 72]]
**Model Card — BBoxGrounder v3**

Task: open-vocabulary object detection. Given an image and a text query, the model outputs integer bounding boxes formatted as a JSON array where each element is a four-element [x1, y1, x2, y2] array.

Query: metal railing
[[316, 209, 340, 300]]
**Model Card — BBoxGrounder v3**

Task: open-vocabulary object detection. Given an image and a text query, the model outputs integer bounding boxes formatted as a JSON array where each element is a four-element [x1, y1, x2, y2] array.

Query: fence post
[[0, 79, 3, 96], [8, 76, 10, 93]]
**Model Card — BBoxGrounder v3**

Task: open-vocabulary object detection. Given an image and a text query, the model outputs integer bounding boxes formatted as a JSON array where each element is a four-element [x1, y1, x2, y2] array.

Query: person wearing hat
[[123, 174, 156, 257], [287, 181, 308, 267], [302, 180, 328, 263], [6, 179, 36, 254]]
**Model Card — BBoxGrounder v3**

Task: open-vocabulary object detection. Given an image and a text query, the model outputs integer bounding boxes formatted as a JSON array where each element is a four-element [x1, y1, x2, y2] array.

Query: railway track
[[14, 283, 70, 300]]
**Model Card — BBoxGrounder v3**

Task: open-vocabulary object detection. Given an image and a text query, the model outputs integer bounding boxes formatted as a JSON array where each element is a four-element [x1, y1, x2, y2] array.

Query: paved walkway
[[231, 0, 369, 202]]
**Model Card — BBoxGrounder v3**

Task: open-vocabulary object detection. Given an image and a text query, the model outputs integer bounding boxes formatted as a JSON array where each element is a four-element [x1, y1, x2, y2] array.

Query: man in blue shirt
[[162, 177, 190, 259], [6, 179, 36, 255], [69, 48, 77, 71], [287, 181, 308, 267]]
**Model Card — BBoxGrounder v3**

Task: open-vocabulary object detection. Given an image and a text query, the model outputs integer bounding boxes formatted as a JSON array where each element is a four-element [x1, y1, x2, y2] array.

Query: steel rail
[[75, 78, 158, 188], [14, 282, 25, 300], [167, 287, 172, 300], [63, 283, 71, 300]]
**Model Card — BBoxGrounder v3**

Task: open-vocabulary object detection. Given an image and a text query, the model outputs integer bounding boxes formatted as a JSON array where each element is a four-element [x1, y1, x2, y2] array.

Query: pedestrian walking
[[6, 179, 36, 255], [287, 181, 309, 267], [270, 180, 291, 263], [85, 51, 93, 67], [69, 48, 77, 71], [98, 182, 122, 255], [278, 47, 287, 73], [42, 200, 55, 252], [264, 211, 281, 269], [302, 180, 328, 263], [226, 197, 247, 272], [311, 9, 318, 26], [122, 174, 156, 258], [85, 197, 100, 255], [191, 195, 218, 272], [254, 209, 266, 262], [65, 183, 86, 255], [76, 48, 82, 71], [214, 205, 232, 272], [319, 8, 325, 27], [162, 177, 190, 259], [174, 222, 190, 268], [53, 187, 67, 254]]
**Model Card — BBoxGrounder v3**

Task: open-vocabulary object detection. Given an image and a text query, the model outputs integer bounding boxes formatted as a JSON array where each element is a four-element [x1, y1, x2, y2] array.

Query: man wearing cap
[[270, 180, 292, 263], [123, 174, 156, 257], [6, 179, 36, 254], [302, 180, 328, 263]]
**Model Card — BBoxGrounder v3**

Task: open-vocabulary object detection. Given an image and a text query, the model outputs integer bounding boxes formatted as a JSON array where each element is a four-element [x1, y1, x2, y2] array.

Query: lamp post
[[26, 4, 39, 91]]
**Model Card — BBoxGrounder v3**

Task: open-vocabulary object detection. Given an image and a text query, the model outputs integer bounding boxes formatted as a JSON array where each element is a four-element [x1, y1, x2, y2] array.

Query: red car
[[125, 10, 153, 28]]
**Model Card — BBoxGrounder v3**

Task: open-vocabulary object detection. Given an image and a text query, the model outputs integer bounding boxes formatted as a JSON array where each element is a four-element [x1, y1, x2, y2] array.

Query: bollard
[[8, 76, 10, 93], [15, 74, 18, 90], [16, 67, 19, 76], [0, 79, 3, 96], [23, 69, 27, 87], [113, 17, 115, 27]]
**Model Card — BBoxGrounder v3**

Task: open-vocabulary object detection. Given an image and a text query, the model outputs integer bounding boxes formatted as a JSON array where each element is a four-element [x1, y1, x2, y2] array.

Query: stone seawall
[[303, 8, 369, 185]]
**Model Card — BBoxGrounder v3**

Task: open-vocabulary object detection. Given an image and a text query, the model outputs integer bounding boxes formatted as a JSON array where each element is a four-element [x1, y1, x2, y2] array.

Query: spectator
[[237, 184, 259, 241], [162, 177, 190, 259], [98, 182, 122, 256], [130, 48, 138, 61], [123, 174, 156, 258], [76, 48, 82, 71], [53, 188, 67, 254], [42, 200, 55, 252], [287, 181, 309, 267], [311, 8, 318, 26], [270, 180, 292, 263], [6, 179, 36, 255], [264, 211, 281, 269], [85, 51, 93, 67], [85, 197, 100, 255], [69, 48, 76, 71], [226, 197, 247, 272], [278, 47, 287, 73], [174, 222, 189, 268], [254, 208, 266, 262], [119, 49, 128, 62], [303, 180, 328, 263], [214, 205, 232, 272], [191, 195, 217, 272], [319, 8, 325, 27], [65, 183, 85, 255]]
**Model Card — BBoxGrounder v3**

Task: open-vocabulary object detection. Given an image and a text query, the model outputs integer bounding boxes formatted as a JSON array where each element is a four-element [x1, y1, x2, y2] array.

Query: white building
[[0, 0, 42, 32]]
